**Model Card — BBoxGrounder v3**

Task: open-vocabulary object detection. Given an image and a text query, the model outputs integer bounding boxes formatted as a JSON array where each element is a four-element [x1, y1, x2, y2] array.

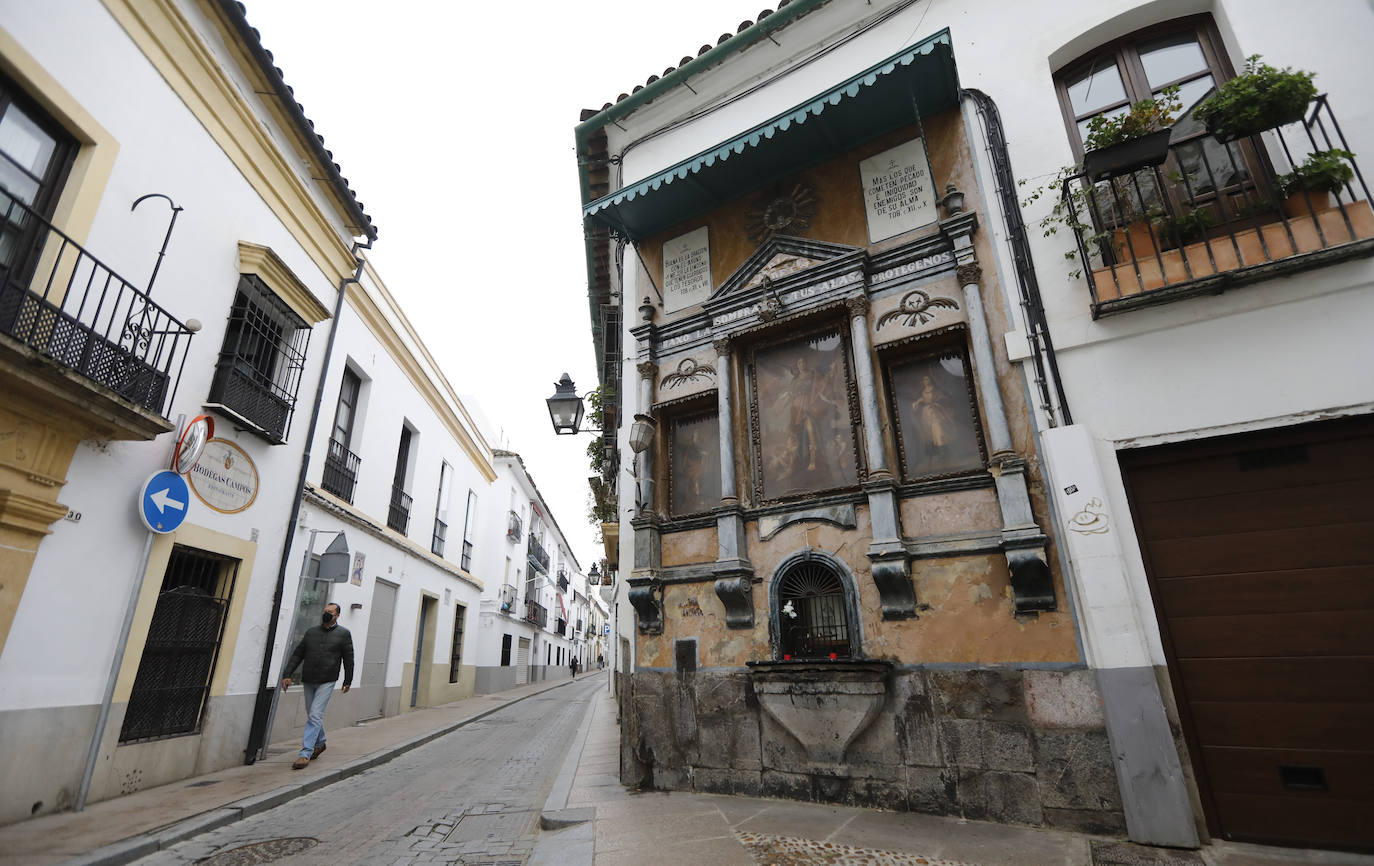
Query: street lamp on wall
[[628, 413, 657, 454], [546, 373, 587, 435]]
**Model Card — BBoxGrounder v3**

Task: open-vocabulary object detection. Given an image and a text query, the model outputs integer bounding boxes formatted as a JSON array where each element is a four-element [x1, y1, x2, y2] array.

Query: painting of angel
[[890, 351, 984, 479], [753, 331, 858, 498]]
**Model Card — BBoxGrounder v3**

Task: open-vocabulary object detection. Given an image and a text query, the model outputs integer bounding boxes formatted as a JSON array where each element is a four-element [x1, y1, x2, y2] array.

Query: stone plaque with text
[[662, 226, 712, 313], [859, 137, 937, 243]]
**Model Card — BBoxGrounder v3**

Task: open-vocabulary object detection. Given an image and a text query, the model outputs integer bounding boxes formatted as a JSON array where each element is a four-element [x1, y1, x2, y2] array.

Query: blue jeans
[[300, 681, 335, 758]]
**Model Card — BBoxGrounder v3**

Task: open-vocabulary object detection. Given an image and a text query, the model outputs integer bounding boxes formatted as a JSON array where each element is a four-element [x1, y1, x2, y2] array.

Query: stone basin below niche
[[747, 660, 892, 765]]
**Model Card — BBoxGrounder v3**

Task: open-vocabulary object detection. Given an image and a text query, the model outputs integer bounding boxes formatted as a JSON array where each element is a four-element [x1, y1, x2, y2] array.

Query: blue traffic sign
[[604, 623, 611, 635], [139, 470, 190, 534]]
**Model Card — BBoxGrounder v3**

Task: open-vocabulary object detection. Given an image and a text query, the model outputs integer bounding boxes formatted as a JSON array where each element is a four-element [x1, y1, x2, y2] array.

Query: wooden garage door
[[1121, 417, 1374, 852]]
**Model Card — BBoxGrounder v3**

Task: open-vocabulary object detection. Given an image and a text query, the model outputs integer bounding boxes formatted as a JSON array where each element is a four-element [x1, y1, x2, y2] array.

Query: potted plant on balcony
[[1081, 86, 1182, 181], [1277, 148, 1355, 216], [1193, 55, 1317, 142]]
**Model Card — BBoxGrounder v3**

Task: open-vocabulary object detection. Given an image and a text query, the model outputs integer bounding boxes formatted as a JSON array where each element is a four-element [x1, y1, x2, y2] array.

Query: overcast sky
[[242, 0, 768, 571]]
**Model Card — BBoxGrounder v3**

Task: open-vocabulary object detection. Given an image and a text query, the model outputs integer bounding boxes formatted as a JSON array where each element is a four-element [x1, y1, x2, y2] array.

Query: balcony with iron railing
[[461, 538, 473, 572], [556, 618, 567, 637], [321, 437, 360, 503], [1053, 95, 1372, 318], [523, 599, 547, 629], [0, 191, 193, 417], [388, 484, 412, 535], [528, 535, 550, 574], [506, 510, 523, 542], [556, 568, 569, 592]]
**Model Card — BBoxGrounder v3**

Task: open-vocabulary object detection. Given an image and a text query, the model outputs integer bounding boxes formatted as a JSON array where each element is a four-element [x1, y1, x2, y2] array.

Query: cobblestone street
[[132, 678, 604, 866]]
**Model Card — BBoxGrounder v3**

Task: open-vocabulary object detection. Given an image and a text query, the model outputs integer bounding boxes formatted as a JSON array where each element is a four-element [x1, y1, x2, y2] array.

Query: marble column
[[846, 294, 915, 619], [711, 337, 754, 628], [943, 212, 1054, 613], [628, 359, 663, 633]]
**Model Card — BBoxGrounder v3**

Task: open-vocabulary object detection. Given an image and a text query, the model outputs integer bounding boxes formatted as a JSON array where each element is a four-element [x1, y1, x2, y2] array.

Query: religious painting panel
[[750, 328, 860, 500], [887, 346, 986, 480], [669, 410, 721, 517]]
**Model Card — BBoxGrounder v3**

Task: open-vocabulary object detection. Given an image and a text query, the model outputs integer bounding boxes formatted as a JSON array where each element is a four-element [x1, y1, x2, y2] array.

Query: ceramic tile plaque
[[859, 137, 937, 243], [662, 226, 712, 313]]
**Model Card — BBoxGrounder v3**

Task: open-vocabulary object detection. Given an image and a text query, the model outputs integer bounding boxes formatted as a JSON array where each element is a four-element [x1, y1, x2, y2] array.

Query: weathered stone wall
[[620, 666, 1125, 836]]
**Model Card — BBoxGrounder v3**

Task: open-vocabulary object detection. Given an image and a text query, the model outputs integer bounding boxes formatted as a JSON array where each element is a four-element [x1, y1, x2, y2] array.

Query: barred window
[[120, 546, 238, 743], [449, 604, 466, 683], [207, 274, 309, 443], [775, 558, 856, 660]]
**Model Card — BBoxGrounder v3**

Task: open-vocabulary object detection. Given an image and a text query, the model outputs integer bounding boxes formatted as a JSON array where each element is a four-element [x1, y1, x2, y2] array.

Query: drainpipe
[[961, 88, 1072, 426], [244, 238, 371, 763]]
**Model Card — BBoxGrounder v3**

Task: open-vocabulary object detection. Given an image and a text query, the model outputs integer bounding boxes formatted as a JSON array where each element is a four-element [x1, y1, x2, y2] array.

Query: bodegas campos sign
[[189, 438, 259, 514]]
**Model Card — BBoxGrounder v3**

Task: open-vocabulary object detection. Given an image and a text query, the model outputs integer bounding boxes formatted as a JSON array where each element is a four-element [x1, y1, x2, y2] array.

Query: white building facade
[[263, 258, 496, 745], [577, 0, 1371, 854], [469, 450, 592, 692], [0, 0, 373, 823]]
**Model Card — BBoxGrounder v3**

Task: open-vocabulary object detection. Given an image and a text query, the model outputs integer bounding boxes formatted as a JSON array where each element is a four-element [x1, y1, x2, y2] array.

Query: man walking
[[281, 602, 353, 770]]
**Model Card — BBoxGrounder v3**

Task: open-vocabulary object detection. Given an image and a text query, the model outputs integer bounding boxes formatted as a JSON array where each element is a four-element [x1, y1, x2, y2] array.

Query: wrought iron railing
[[556, 618, 567, 637], [528, 535, 550, 573], [461, 538, 473, 571], [523, 599, 547, 628], [388, 484, 412, 535], [557, 569, 569, 592], [321, 437, 360, 503], [1054, 95, 1372, 317], [507, 510, 523, 542], [0, 191, 193, 415]]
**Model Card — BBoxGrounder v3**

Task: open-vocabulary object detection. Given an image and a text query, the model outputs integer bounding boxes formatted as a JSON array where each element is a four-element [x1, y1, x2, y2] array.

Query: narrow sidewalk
[[534, 684, 1374, 866], [0, 675, 583, 866]]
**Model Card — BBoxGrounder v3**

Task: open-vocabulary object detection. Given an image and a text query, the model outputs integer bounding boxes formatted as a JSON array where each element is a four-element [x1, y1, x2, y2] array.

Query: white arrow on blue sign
[[139, 469, 190, 534]]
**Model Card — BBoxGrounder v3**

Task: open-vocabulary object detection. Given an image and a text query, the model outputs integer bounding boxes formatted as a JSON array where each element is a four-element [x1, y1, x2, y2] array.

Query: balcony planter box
[[1083, 129, 1173, 181], [1207, 102, 1307, 143]]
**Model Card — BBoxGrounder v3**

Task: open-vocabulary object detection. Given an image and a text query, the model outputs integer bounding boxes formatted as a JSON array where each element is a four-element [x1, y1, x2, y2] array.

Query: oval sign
[[188, 438, 259, 514]]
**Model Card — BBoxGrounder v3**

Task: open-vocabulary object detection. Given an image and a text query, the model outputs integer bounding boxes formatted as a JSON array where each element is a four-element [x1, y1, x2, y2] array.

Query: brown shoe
[[311, 742, 326, 760], [292, 756, 310, 770]]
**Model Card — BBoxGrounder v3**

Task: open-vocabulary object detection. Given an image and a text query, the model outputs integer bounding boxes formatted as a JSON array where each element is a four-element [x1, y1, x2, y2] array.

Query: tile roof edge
[[217, 0, 378, 241]]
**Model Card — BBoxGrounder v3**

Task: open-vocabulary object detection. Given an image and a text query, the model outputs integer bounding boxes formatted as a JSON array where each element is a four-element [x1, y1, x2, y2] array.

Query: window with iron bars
[[449, 604, 466, 683], [775, 560, 855, 660], [120, 546, 238, 742], [207, 275, 308, 443]]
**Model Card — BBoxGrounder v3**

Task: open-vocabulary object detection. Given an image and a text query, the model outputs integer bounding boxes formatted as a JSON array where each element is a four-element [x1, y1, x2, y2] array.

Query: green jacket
[[283, 623, 354, 686]]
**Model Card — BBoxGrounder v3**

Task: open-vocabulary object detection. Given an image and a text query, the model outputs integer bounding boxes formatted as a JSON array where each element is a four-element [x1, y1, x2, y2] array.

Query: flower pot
[[1083, 129, 1173, 181]]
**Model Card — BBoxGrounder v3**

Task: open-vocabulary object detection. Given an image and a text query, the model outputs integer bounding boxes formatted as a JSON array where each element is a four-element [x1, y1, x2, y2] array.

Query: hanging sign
[[188, 438, 259, 514]]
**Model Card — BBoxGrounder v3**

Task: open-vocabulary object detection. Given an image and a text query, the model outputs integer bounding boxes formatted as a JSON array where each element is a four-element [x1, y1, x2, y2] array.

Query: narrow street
[[132, 677, 605, 866]]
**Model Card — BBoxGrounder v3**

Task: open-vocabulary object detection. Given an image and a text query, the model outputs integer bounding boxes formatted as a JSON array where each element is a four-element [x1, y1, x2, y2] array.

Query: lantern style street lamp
[[546, 372, 587, 435]]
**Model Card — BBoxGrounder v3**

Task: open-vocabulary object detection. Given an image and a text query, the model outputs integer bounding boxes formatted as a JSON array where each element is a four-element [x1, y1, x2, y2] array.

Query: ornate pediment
[[711, 235, 864, 301]]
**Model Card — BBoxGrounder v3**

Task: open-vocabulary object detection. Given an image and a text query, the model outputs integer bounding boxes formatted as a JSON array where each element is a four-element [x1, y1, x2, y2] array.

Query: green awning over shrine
[[582, 29, 960, 241]]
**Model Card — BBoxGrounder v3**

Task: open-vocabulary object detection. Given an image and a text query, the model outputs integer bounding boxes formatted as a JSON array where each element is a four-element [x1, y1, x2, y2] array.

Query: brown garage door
[[1120, 416, 1374, 852]]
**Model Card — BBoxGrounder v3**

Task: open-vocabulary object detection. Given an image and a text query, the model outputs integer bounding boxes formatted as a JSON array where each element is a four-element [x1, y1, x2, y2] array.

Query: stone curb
[[530, 677, 603, 866], [61, 677, 581, 866]]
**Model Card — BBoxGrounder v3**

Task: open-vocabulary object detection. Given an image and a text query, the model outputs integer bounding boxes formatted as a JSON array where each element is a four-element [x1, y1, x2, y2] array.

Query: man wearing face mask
[[281, 602, 354, 770]]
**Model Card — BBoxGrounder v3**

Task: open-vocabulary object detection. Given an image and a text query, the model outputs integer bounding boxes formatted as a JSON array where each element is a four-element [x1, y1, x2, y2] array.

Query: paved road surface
[[133, 677, 605, 866]]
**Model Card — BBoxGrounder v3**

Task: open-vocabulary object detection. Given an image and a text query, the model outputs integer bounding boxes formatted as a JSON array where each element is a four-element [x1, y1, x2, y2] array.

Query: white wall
[[0, 0, 351, 710]]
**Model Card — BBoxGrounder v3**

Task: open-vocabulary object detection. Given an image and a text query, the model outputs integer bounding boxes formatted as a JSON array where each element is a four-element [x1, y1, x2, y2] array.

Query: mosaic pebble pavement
[[735, 831, 974, 866]]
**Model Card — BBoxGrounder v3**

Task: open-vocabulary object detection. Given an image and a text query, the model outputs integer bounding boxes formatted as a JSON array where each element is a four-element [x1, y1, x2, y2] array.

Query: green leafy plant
[[1193, 55, 1316, 141], [1083, 86, 1182, 151], [1277, 148, 1355, 196], [1153, 207, 1215, 245], [1021, 171, 1161, 277]]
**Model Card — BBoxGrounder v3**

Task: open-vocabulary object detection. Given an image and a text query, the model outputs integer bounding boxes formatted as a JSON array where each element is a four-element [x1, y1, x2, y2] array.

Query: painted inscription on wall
[[859, 137, 937, 243], [662, 226, 712, 314]]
